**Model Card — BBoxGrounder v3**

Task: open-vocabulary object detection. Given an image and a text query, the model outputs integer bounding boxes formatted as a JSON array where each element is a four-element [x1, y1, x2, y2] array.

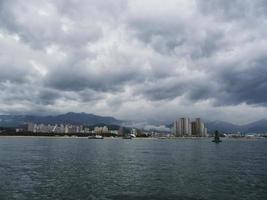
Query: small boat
[[88, 135, 104, 139], [212, 130, 222, 143], [158, 137, 167, 139], [122, 135, 132, 139]]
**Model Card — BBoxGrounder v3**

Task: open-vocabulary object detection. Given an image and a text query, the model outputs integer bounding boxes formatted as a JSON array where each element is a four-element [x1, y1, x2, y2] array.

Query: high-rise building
[[195, 118, 205, 137], [174, 117, 208, 137], [64, 125, 69, 134], [204, 128, 208, 137], [102, 126, 109, 133], [118, 126, 125, 136], [27, 123, 34, 132], [174, 119, 181, 137], [191, 121, 197, 136], [174, 118, 191, 137]]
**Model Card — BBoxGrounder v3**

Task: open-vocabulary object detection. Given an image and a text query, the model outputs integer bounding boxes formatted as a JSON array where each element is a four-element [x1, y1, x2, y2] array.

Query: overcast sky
[[0, 0, 267, 124]]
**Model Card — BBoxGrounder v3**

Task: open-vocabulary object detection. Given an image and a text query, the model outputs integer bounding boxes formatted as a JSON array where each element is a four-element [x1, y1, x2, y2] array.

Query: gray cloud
[[0, 0, 267, 123], [216, 56, 267, 106], [197, 0, 267, 20]]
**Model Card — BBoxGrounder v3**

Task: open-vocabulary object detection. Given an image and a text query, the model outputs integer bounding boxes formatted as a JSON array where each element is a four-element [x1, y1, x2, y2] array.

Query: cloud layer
[[1, 0, 267, 124]]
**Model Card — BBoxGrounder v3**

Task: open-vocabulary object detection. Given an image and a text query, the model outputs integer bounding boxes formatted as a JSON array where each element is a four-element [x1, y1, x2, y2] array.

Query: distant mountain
[[241, 119, 267, 133], [205, 119, 267, 134], [0, 112, 123, 127], [205, 120, 240, 133]]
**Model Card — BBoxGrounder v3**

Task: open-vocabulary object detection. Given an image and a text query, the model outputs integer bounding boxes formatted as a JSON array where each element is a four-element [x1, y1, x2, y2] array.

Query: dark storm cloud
[[126, 2, 225, 58], [0, 0, 103, 49], [44, 52, 146, 92], [45, 70, 136, 92], [138, 82, 185, 101], [0, 0, 17, 31], [36, 89, 62, 105], [125, 0, 267, 107], [215, 56, 267, 106], [0, 83, 55, 105], [197, 0, 267, 20], [0, 65, 28, 83], [0, 0, 267, 122]]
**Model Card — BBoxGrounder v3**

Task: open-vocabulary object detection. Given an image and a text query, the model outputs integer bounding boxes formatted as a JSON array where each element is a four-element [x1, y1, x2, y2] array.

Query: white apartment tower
[[196, 118, 205, 136], [174, 118, 192, 137]]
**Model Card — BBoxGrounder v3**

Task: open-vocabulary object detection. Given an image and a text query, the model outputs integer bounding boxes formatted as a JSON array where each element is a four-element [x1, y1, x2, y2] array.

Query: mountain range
[[0, 112, 267, 133], [205, 120, 267, 133], [0, 112, 123, 127]]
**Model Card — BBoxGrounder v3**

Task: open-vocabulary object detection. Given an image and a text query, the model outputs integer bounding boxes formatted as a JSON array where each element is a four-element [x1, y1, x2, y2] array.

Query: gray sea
[[0, 137, 266, 200]]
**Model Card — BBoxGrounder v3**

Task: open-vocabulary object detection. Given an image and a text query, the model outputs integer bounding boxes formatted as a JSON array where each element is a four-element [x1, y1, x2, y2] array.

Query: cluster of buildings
[[173, 118, 208, 137], [94, 126, 118, 135], [28, 123, 84, 133], [27, 123, 118, 135], [27, 118, 208, 137]]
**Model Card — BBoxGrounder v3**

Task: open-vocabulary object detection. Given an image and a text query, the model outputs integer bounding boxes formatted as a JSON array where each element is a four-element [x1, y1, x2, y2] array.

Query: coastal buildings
[[173, 118, 208, 137], [93, 126, 109, 134], [26, 119, 207, 137], [26, 123, 121, 136], [27, 123, 82, 134]]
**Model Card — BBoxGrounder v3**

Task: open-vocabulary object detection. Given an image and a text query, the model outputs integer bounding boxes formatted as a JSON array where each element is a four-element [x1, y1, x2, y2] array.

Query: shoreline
[[0, 135, 265, 141]]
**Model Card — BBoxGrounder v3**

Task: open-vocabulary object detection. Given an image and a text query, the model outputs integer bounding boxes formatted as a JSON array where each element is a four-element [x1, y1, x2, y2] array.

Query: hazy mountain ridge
[[205, 120, 241, 133], [205, 119, 267, 133], [0, 112, 123, 127]]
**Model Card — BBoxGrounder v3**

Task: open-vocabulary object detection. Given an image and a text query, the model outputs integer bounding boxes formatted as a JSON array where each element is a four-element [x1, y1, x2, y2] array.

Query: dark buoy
[[212, 130, 222, 143]]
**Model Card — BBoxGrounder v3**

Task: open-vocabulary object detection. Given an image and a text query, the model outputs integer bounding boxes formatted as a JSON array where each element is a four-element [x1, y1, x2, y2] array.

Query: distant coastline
[[0, 134, 266, 141]]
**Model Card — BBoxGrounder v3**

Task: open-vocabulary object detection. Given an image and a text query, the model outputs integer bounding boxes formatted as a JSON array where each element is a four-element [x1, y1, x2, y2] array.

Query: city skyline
[[1, 0, 267, 124], [26, 117, 209, 137]]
